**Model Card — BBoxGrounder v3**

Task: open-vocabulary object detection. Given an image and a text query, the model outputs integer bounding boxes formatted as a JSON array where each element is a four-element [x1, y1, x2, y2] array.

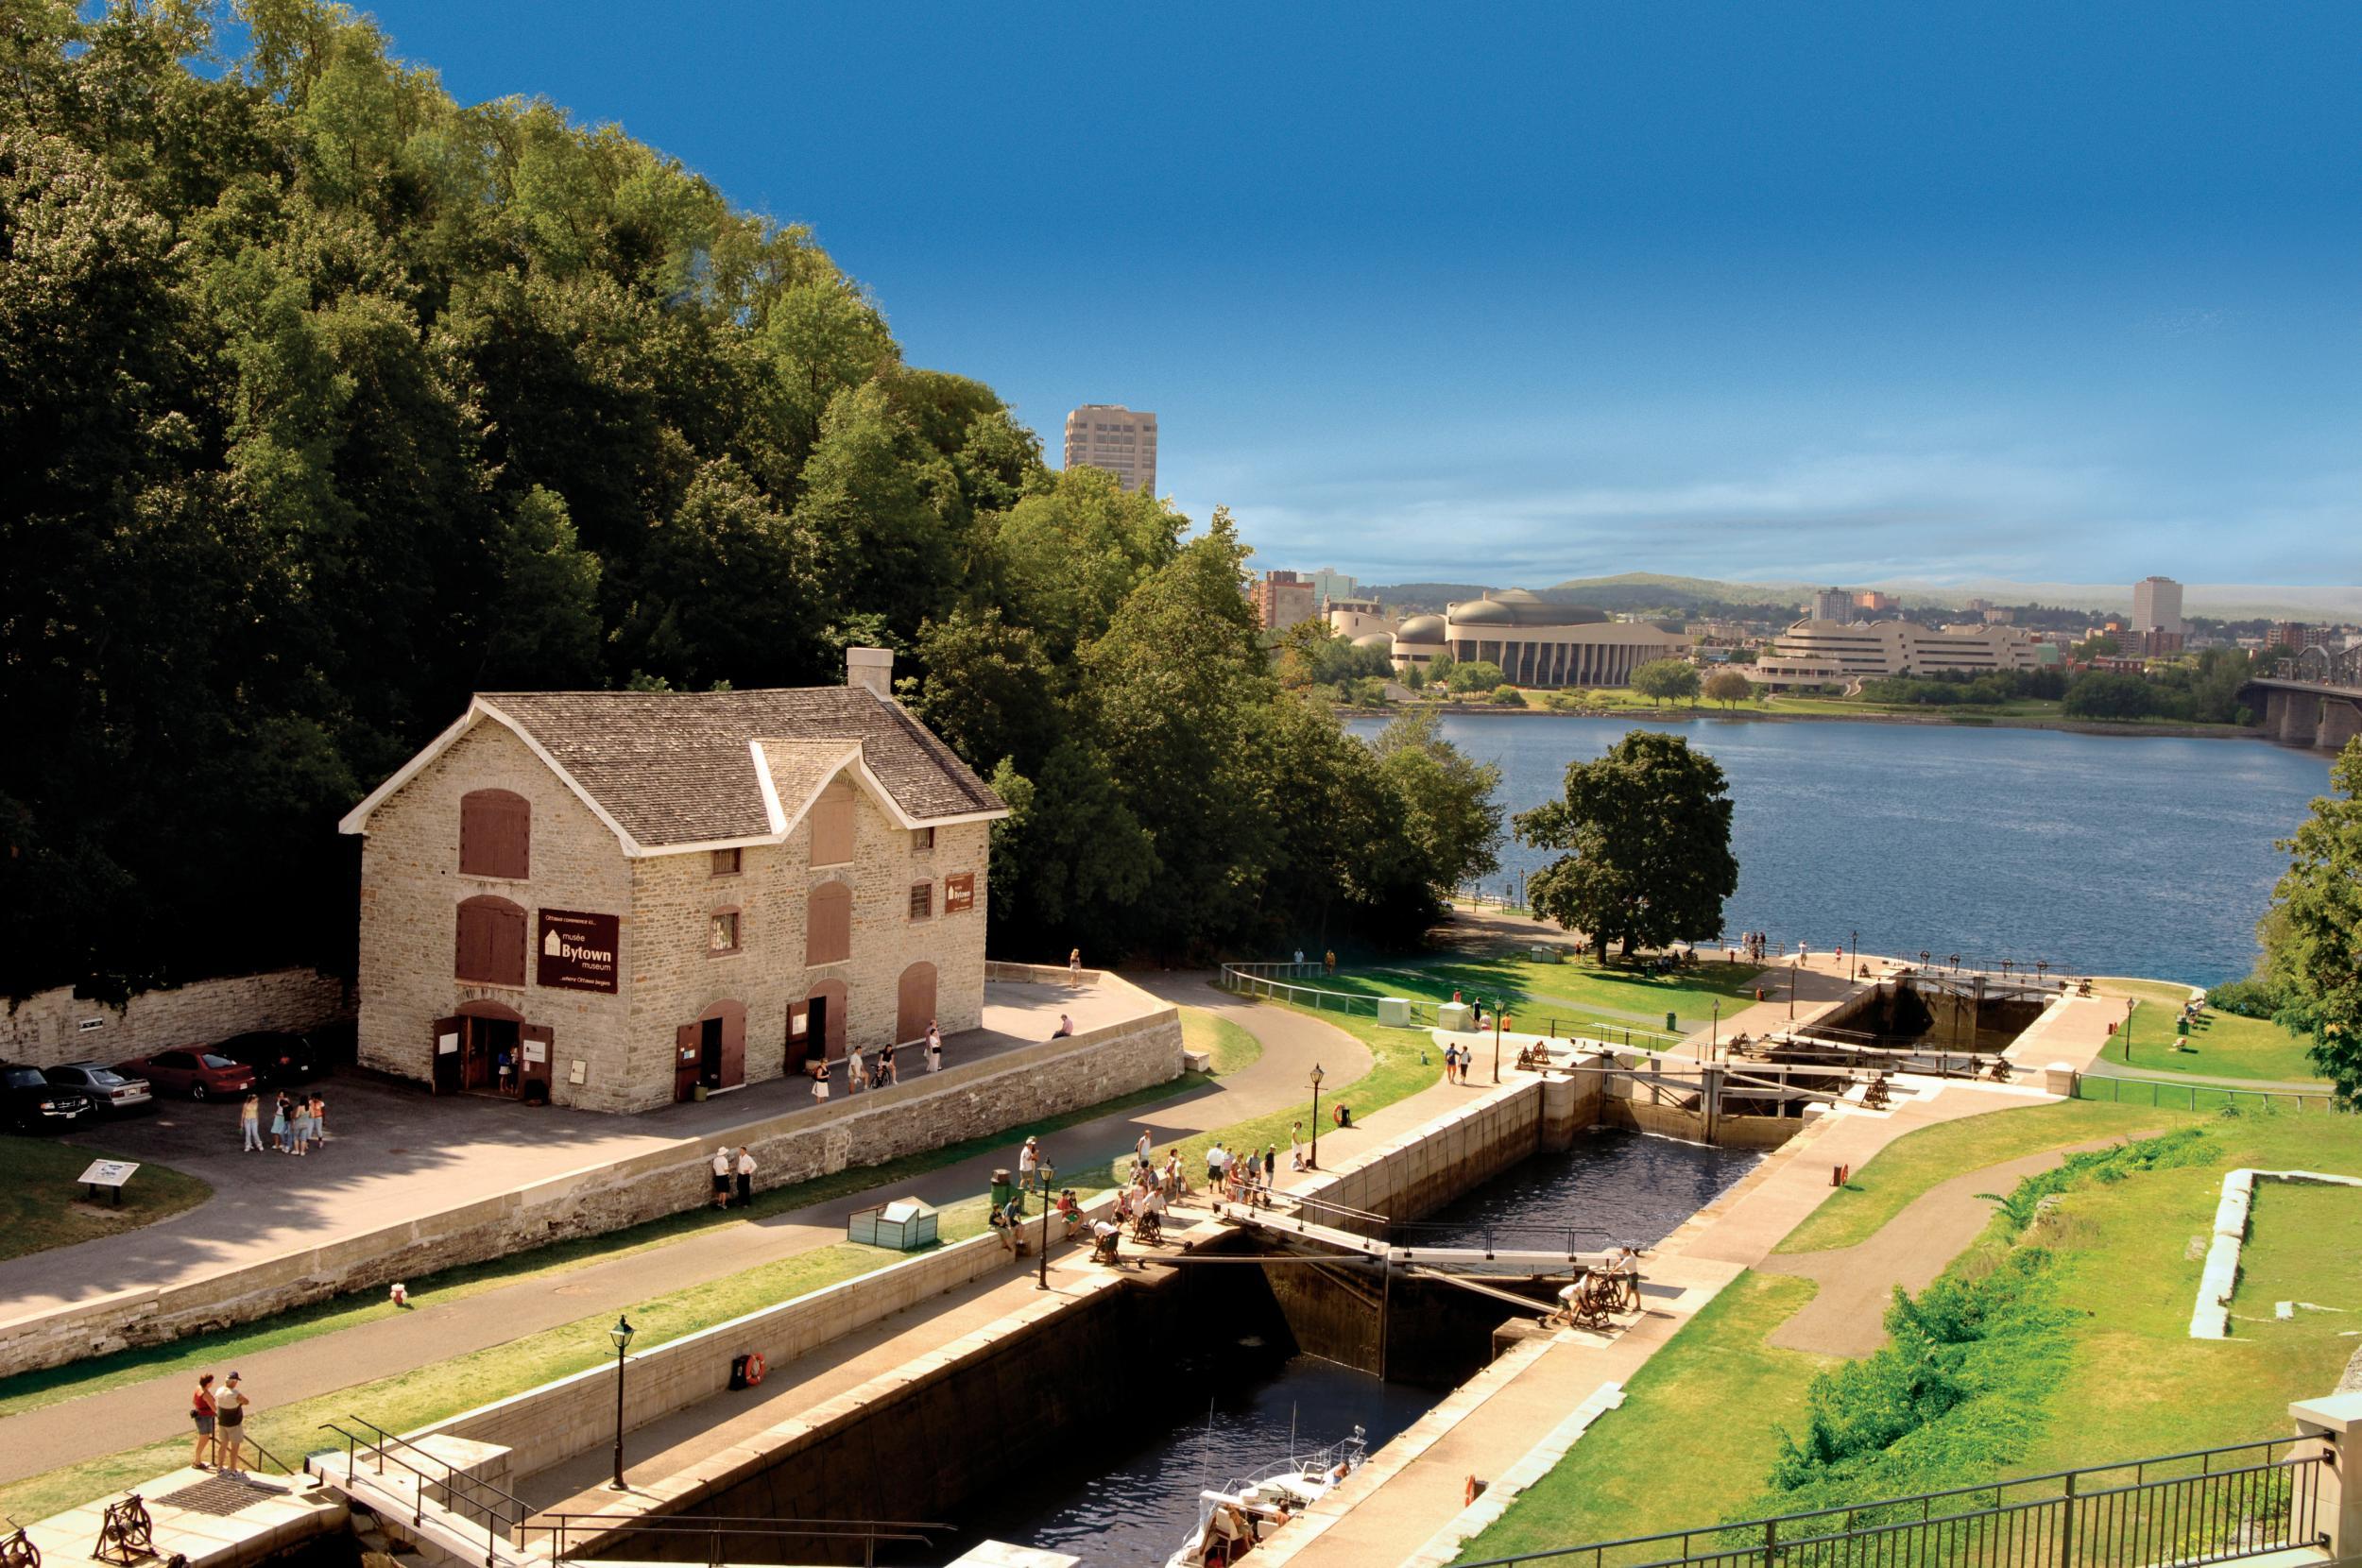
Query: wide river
[[1346, 714, 2334, 986]]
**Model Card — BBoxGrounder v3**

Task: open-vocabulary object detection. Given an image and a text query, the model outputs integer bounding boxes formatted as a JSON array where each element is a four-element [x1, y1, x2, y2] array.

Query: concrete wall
[[1310, 1077, 1549, 1228], [0, 996, 1182, 1378], [2, 967, 351, 1069]]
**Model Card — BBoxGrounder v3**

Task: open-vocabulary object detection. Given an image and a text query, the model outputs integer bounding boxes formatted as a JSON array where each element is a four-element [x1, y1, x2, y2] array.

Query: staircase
[[308, 1418, 535, 1568]]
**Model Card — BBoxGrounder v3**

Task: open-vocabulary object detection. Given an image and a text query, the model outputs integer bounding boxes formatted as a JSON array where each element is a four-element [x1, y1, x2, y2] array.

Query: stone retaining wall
[[1311, 1076, 1549, 1225], [2, 967, 352, 1068], [0, 990, 1181, 1378]]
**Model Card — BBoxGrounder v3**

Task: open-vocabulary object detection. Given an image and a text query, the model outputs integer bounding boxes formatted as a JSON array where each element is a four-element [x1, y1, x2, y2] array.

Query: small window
[[911, 827, 935, 853], [709, 910, 741, 954], [909, 882, 933, 921], [711, 847, 742, 878]]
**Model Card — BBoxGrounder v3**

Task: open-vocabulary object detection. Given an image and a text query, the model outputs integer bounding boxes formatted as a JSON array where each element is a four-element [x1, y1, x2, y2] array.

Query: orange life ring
[[1332, 1103, 1348, 1127], [1465, 1474, 1483, 1507], [744, 1352, 766, 1387]]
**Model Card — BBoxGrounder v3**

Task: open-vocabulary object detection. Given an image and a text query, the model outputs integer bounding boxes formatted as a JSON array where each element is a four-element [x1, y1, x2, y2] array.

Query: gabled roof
[[338, 688, 1007, 856]]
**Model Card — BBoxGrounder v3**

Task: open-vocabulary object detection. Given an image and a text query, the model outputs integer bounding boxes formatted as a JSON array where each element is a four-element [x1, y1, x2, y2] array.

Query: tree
[[2259, 740, 2362, 1105], [2062, 672, 2154, 720], [1515, 731, 1737, 959], [1445, 659, 1505, 694], [1703, 669, 1754, 709], [1488, 684, 1527, 706], [903, 607, 1060, 777], [1367, 708, 1504, 898], [1632, 658, 1703, 706]]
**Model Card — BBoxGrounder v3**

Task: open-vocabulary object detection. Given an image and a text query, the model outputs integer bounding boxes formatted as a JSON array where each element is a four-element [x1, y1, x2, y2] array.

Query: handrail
[[315, 1422, 522, 1568], [342, 1412, 528, 1523], [238, 1435, 296, 1477], [522, 1509, 950, 1564]]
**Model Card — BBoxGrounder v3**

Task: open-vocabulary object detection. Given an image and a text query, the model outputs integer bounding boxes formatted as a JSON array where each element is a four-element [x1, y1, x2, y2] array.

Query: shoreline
[[1340, 702, 2293, 745]]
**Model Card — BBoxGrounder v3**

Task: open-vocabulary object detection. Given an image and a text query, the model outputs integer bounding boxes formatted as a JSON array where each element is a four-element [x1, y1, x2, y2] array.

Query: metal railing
[[1217, 963, 1687, 1049], [2077, 1074, 2335, 1115], [1459, 1437, 2326, 1568], [522, 1510, 950, 1568], [314, 1418, 526, 1566]]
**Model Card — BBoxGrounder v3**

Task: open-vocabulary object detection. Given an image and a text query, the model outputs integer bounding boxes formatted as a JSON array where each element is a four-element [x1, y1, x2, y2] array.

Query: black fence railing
[[1459, 1437, 2326, 1568], [2077, 1074, 2335, 1116]]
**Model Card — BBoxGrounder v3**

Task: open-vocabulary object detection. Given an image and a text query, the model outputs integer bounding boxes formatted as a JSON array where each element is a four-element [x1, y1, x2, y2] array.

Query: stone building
[[337, 653, 1007, 1113], [1380, 590, 1690, 688]]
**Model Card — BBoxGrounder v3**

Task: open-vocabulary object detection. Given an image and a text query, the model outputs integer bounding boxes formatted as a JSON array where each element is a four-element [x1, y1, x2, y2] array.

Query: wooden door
[[718, 1007, 745, 1088], [807, 982, 846, 1061], [896, 962, 937, 1045], [432, 1015, 463, 1095], [785, 1002, 812, 1078], [674, 1024, 701, 1102], [520, 1024, 554, 1098]]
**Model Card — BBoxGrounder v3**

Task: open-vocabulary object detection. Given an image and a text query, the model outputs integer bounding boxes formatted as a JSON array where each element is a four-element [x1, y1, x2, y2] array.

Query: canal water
[[940, 1127, 1757, 1563], [1346, 714, 2333, 986]]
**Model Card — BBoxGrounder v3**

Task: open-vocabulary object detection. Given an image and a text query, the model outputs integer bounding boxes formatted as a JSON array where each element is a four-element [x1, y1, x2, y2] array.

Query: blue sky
[[357, 2, 2359, 591]]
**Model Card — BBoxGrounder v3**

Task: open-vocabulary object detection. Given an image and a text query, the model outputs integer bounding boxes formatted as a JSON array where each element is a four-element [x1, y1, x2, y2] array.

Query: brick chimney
[[846, 646, 894, 697]]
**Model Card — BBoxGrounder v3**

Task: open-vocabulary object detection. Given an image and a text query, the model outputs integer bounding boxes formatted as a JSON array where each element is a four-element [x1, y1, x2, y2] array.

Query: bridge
[[2240, 674, 2362, 752]]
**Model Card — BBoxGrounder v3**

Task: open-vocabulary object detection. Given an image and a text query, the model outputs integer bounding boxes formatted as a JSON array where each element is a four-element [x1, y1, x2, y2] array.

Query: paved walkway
[[0, 980, 1143, 1322], [1755, 1135, 2134, 1356], [0, 975, 1367, 1487]]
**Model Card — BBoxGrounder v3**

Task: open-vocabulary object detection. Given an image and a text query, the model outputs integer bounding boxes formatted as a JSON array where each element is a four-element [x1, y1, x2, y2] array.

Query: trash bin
[[989, 1168, 1014, 1212], [1666, 1011, 1678, 1033]]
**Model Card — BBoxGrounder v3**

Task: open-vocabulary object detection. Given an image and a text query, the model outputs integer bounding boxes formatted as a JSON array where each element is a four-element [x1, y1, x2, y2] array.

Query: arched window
[[806, 881, 852, 966], [459, 790, 530, 878], [809, 780, 856, 867], [454, 895, 527, 986]]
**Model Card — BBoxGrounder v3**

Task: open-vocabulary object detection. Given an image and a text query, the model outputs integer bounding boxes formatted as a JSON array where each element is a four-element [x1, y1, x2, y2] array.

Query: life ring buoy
[[1332, 1103, 1348, 1127], [1465, 1474, 1484, 1507], [744, 1352, 766, 1387]]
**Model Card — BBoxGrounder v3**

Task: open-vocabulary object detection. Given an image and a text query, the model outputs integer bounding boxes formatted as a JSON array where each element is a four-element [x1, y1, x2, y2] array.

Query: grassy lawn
[[1183, 1006, 1262, 1075], [1323, 951, 1765, 1037], [1467, 1102, 2362, 1559], [1453, 1273, 1835, 1563], [2097, 1001, 2324, 1085], [0, 1136, 211, 1262], [1772, 1099, 2161, 1254]]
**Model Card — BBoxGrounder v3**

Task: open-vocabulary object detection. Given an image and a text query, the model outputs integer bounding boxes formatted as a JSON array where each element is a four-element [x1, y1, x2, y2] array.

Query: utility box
[[850, 1197, 939, 1251], [1377, 997, 1412, 1028], [1438, 1001, 1474, 1032], [1532, 946, 1560, 963]]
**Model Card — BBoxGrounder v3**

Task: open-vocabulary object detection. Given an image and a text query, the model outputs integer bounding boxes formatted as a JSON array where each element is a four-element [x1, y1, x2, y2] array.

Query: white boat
[[1162, 1424, 1367, 1567]]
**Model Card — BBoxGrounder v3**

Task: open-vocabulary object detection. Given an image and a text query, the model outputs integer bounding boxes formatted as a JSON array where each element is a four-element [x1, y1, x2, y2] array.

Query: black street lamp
[[1788, 959, 1799, 1020], [607, 1314, 636, 1490], [1851, 929, 1860, 980], [1710, 998, 1720, 1064], [1036, 1159, 1056, 1290], [1307, 1064, 1326, 1169]]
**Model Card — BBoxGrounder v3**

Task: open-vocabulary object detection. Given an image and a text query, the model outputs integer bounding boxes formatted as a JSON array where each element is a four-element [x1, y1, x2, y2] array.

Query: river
[[1347, 713, 2333, 987]]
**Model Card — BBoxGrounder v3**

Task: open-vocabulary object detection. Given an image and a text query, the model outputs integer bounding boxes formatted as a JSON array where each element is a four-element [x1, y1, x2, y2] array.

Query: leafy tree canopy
[[2260, 741, 2362, 1105], [1515, 730, 1738, 958]]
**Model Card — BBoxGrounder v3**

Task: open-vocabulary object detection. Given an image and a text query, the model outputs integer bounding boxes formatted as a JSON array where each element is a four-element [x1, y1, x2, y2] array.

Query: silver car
[[44, 1061, 154, 1116]]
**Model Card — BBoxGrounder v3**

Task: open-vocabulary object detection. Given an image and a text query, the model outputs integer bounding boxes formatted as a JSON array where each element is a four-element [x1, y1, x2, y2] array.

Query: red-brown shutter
[[460, 790, 531, 878], [719, 1006, 745, 1088], [806, 882, 852, 966], [809, 782, 856, 867], [455, 896, 527, 985]]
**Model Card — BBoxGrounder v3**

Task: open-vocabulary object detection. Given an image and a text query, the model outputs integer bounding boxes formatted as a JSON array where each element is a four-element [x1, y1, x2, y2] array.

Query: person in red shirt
[[191, 1373, 218, 1469]]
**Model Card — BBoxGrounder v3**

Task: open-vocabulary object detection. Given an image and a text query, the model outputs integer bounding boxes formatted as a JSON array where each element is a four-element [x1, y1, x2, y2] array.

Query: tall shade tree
[[1632, 658, 1703, 705], [1515, 731, 1738, 959], [2260, 740, 2362, 1105], [1703, 669, 1754, 709]]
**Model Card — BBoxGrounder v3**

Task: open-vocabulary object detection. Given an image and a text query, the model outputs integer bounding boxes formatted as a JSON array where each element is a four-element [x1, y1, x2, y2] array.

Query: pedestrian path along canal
[[928, 1127, 1760, 1563]]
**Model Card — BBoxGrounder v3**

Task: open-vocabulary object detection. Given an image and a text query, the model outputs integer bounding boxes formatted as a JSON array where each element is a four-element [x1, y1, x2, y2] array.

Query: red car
[[116, 1048, 256, 1100]]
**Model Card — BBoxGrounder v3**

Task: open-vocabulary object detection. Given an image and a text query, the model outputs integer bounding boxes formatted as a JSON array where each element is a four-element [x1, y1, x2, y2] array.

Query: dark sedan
[[213, 1031, 325, 1087], [43, 1061, 153, 1116], [115, 1048, 256, 1100]]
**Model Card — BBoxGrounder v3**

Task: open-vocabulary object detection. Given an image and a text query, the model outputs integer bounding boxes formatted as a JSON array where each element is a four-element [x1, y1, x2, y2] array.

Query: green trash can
[[989, 1168, 1014, 1212], [1666, 1011, 1678, 1033]]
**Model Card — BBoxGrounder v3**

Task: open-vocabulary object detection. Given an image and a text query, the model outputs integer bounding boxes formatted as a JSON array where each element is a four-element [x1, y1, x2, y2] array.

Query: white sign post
[[77, 1159, 139, 1206]]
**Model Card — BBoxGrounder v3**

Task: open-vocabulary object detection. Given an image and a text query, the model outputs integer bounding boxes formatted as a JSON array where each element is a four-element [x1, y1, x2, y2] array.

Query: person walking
[[847, 1050, 867, 1094], [1018, 1134, 1041, 1189], [309, 1094, 328, 1151], [1290, 1123, 1305, 1170], [190, 1373, 218, 1469], [1068, 948, 1082, 986], [214, 1372, 249, 1473], [270, 1093, 290, 1153], [239, 1095, 264, 1153], [1207, 1141, 1228, 1192], [1262, 1145, 1277, 1189], [287, 1097, 313, 1158], [811, 1066, 830, 1104], [709, 1147, 731, 1209], [733, 1146, 757, 1209], [926, 1021, 943, 1073]]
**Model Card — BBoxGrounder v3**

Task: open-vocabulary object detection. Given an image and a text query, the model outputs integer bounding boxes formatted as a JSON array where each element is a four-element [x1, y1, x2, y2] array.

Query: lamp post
[[1851, 929, 1860, 980], [1307, 1064, 1325, 1169], [1036, 1159, 1056, 1290], [1710, 998, 1720, 1064], [1492, 1000, 1504, 1083], [1788, 959, 1799, 1021], [607, 1314, 636, 1491]]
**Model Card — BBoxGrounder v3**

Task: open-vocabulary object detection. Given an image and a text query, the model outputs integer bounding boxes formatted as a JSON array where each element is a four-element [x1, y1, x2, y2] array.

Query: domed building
[[1387, 591, 1690, 688]]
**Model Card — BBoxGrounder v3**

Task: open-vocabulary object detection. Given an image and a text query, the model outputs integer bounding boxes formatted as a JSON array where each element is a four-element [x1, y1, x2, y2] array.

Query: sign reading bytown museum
[[943, 873, 976, 914], [538, 910, 621, 993]]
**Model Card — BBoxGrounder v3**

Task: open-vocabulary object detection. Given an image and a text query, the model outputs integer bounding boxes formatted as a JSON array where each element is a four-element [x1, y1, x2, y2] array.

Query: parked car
[[213, 1031, 324, 1087], [115, 1048, 256, 1100], [43, 1061, 153, 1116], [3, 1063, 94, 1131]]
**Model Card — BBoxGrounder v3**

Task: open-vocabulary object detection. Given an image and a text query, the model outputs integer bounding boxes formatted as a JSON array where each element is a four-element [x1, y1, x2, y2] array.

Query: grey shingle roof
[[476, 688, 1004, 849]]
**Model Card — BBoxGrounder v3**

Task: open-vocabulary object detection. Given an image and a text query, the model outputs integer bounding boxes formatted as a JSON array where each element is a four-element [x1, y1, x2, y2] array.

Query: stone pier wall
[[2, 967, 352, 1069]]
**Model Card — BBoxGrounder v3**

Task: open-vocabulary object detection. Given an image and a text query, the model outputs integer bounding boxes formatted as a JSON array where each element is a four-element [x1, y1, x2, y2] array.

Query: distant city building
[[1309, 568, 1359, 606], [2132, 575, 2185, 638], [1854, 590, 1900, 614], [1965, 597, 1995, 614], [2122, 628, 2184, 657], [1754, 618, 2042, 683], [1062, 403, 1157, 493], [2266, 622, 2328, 652], [1325, 598, 1394, 640], [1381, 589, 1690, 688], [1810, 588, 1854, 622], [1980, 608, 2016, 624], [1252, 570, 1319, 632]]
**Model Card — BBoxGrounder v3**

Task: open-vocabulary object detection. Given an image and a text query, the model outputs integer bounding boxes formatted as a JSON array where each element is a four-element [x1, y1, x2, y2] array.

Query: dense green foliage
[[1515, 730, 1737, 957], [0, 2, 1501, 993], [2259, 741, 2362, 1104], [1630, 657, 1701, 705], [1858, 668, 2066, 706], [1703, 669, 1754, 708], [1758, 1130, 2215, 1516]]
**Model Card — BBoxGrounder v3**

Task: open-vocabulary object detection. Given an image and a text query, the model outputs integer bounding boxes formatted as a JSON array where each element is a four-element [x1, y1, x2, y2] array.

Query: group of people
[[1550, 1245, 1644, 1324], [239, 1091, 326, 1154], [188, 1371, 253, 1473], [708, 1145, 759, 1208], [1206, 1139, 1281, 1206], [809, 1023, 942, 1103]]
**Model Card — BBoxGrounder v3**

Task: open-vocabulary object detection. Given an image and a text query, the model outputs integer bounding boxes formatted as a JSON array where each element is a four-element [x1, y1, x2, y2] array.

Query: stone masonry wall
[[2, 968, 351, 1069], [354, 719, 634, 1102], [0, 994, 1181, 1379]]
